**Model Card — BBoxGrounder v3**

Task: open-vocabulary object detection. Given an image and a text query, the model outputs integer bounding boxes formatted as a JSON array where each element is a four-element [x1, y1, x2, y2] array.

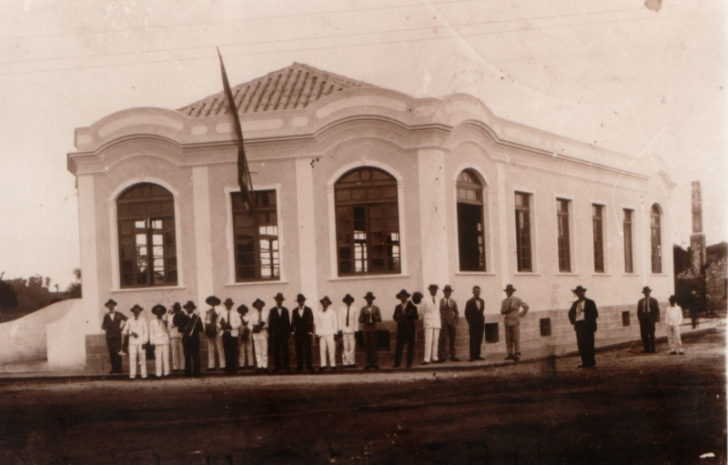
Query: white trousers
[[424, 327, 441, 362], [341, 332, 356, 366], [239, 337, 254, 367], [129, 344, 147, 379], [252, 334, 268, 368], [154, 344, 170, 377], [170, 337, 183, 370], [319, 335, 336, 367], [665, 324, 683, 352], [207, 334, 225, 369]]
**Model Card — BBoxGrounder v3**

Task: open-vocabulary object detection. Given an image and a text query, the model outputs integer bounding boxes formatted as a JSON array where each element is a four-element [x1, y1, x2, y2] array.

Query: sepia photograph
[[0, 0, 726, 463]]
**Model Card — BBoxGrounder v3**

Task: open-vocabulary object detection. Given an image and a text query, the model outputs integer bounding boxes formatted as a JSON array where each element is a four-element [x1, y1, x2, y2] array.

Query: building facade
[[68, 63, 676, 367]]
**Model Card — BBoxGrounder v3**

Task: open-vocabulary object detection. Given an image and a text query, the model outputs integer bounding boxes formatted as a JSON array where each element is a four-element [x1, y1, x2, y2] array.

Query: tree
[[0, 280, 19, 311], [66, 268, 82, 299]]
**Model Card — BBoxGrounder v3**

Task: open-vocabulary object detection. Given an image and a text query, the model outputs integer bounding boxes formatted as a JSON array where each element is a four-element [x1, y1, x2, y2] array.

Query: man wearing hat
[[269, 293, 292, 373], [359, 292, 382, 369], [464, 286, 485, 361], [237, 304, 254, 370], [664, 295, 685, 355], [165, 302, 185, 372], [438, 285, 460, 362], [637, 286, 660, 353], [149, 304, 171, 378], [101, 298, 127, 374], [315, 296, 339, 371], [180, 301, 203, 376], [568, 286, 598, 368], [421, 285, 441, 365], [393, 289, 419, 369], [124, 304, 149, 379], [291, 294, 315, 372], [338, 294, 359, 368], [204, 296, 225, 371], [220, 297, 242, 374], [500, 284, 529, 362], [250, 298, 270, 373]]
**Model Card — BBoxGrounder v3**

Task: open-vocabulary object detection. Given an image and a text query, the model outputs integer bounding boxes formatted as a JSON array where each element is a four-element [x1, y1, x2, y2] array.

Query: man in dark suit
[[568, 285, 598, 368], [101, 298, 127, 374], [393, 289, 419, 369], [291, 293, 314, 372], [637, 286, 660, 353], [359, 291, 382, 370], [464, 286, 485, 361], [438, 285, 460, 362], [269, 292, 292, 373], [180, 300, 203, 376]]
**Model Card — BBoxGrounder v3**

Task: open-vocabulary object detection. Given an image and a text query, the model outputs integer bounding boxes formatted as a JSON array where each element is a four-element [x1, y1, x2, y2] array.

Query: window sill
[[592, 273, 612, 277], [112, 285, 186, 293], [623, 273, 639, 277], [555, 272, 578, 276], [513, 272, 541, 276], [455, 272, 496, 276], [226, 280, 289, 287], [329, 274, 410, 282], [650, 273, 669, 277]]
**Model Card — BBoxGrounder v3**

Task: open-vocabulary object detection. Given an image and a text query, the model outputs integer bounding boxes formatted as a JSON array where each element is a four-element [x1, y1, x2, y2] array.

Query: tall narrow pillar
[[690, 181, 706, 277], [417, 149, 450, 286], [192, 166, 214, 304]]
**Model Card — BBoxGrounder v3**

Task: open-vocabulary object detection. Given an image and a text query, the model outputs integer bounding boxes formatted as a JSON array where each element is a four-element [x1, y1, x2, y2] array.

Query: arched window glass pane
[[457, 170, 486, 271], [651, 204, 662, 273]]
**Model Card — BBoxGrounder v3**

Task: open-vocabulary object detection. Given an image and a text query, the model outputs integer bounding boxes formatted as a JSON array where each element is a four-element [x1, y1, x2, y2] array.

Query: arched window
[[334, 167, 400, 275], [117, 183, 177, 288], [651, 204, 662, 273], [457, 170, 486, 271]]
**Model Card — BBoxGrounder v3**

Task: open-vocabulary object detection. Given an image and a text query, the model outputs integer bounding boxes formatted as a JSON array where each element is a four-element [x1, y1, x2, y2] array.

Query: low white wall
[[0, 299, 78, 365], [47, 299, 87, 369]]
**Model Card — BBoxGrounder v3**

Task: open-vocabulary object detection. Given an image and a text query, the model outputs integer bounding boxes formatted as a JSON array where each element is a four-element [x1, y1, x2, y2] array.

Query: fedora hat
[[443, 285, 454, 292], [642, 286, 652, 294], [223, 297, 234, 306], [342, 293, 355, 303], [237, 304, 249, 314], [183, 300, 196, 311], [668, 295, 677, 303], [130, 304, 143, 314], [171, 302, 182, 312], [427, 284, 439, 290], [296, 293, 306, 302], [205, 295, 221, 306], [320, 295, 332, 305], [104, 298, 117, 308], [273, 292, 285, 301], [252, 298, 265, 309], [363, 291, 376, 300], [572, 285, 587, 293], [503, 284, 517, 292], [151, 304, 166, 316], [396, 289, 411, 299]]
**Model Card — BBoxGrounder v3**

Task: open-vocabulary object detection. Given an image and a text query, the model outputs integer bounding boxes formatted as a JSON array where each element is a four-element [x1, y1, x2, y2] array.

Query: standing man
[[438, 285, 460, 362], [421, 284, 441, 365], [237, 304, 254, 370], [220, 297, 242, 375], [393, 289, 419, 369], [269, 292, 292, 373], [250, 298, 270, 373], [338, 294, 359, 368], [101, 298, 127, 374], [291, 294, 315, 373], [316, 296, 339, 371], [568, 285, 598, 369], [180, 300, 203, 377], [204, 296, 225, 371], [664, 295, 685, 355], [464, 286, 486, 361], [359, 291, 382, 370], [165, 302, 184, 372], [500, 284, 529, 363], [124, 304, 149, 380], [637, 286, 660, 353]]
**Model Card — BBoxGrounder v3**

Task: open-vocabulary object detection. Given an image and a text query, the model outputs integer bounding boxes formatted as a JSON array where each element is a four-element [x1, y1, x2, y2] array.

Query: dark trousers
[[106, 337, 123, 373], [222, 333, 238, 374], [394, 325, 415, 368], [272, 335, 290, 370], [574, 321, 596, 367], [294, 333, 313, 370], [184, 337, 201, 376], [363, 330, 378, 366], [639, 320, 656, 352], [438, 321, 457, 360], [468, 323, 484, 360]]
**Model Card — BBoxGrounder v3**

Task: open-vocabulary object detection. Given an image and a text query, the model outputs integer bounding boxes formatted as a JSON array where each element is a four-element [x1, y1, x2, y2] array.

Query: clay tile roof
[[178, 62, 376, 117]]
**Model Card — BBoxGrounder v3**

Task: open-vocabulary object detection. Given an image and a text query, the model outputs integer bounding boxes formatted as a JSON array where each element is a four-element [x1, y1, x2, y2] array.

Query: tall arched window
[[457, 170, 486, 271], [334, 167, 400, 275], [117, 183, 177, 288], [651, 204, 662, 273]]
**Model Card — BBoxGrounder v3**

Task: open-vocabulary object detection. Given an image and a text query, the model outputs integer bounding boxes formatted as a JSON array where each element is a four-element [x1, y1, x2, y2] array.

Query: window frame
[[556, 198, 572, 273], [230, 189, 281, 282], [650, 204, 663, 274], [456, 169, 487, 272], [623, 208, 634, 273], [592, 203, 606, 273], [515, 191, 533, 273]]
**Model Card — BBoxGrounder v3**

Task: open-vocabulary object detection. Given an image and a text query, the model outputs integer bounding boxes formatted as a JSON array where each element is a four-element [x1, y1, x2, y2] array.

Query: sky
[[0, 0, 725, 289]]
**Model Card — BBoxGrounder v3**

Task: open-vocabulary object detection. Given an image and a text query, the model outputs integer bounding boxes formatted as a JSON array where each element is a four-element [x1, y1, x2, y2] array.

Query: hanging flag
[[217, 47, 255, 211]]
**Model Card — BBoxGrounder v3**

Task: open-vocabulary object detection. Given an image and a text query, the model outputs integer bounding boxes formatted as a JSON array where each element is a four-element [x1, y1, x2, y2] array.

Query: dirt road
[[0, 330, 725, 464]]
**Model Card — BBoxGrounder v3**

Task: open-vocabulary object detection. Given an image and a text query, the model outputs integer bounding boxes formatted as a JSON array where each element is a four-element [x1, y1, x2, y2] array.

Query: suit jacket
[[101, 311, 127, 340], [291, 306, 314, 336], [359, 305, 382, 332], [568, 298, 598, 332], [269, 306, 292, 339], [439, 298, 459, 326], [637, 297, 660, 323], [393, 301, 418, 332], [179, 313, 203, 342], [464, 298, 485, 327]]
